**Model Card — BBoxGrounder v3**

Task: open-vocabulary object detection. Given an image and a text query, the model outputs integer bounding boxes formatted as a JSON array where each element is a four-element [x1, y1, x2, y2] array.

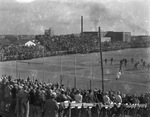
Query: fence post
[[60, 75, 63, 86], [74, 77, 76, 89], [90, 79, 92, 90], [105, 109, 108, 117], [88, 107, 91, 117], [78, 107, 81, 117], [68, 102, 71, 117]]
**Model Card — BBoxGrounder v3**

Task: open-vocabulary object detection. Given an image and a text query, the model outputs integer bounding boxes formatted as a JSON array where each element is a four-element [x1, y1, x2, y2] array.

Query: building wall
[[105, 31, 131, 42], [45, 28, 54, 37], [82, 31, 98, 36], [101, 37, 111, 42], [82, 31, 131, 42], [114, 32, 123, 42], [82, 31, 108, 37], [123, 32, 131, 42], [105, 31, 117, 42]]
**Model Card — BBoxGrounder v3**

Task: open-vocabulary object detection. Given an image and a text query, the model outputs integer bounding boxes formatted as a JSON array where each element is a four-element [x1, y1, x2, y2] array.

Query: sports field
[[0, 48, 150, 95]]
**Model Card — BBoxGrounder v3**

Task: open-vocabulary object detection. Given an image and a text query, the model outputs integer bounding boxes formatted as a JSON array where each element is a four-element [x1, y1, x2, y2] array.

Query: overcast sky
[[0, 0, 150, 35]]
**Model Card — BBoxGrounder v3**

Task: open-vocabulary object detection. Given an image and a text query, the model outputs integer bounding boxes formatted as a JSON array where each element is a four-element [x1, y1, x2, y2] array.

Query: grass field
[[0, 48, 150, 95]]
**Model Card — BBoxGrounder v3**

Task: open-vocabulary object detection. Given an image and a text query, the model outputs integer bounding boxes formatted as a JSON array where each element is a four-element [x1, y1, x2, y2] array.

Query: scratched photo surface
[[0, 0, 150, 95]]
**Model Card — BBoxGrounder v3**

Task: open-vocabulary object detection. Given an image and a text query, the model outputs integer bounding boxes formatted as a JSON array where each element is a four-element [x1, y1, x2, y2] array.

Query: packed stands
[[0, 34, 149, 61]]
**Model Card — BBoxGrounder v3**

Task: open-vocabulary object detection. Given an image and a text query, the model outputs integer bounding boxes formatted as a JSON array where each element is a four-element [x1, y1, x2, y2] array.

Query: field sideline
[[0, 48, 150, 95]]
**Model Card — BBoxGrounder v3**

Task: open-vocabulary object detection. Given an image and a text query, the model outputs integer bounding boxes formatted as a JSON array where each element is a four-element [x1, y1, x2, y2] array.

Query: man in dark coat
[[43, 92, 59, 117]]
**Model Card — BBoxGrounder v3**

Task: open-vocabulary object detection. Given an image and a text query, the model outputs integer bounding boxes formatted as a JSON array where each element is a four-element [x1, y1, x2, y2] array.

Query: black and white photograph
[[0, 0, 150, 117]]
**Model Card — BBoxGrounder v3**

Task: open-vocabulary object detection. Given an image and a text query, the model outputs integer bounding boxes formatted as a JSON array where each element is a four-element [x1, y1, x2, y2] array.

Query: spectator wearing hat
[[43, 92, 59, 117], [29, 87, 36, 117], [15, 85, 23, 117], [132, 94, 140, 104], [10, 84, 18, 113], [74, 90, 83, 103], [114, 91, 122, 104], [34, 88, 43, 117], [56, 89, 67, 102], [97, 89, 104, 103], [4, 82, 12, 112], [121, 94, 128, 104], [20, 86, 30, 117], [86, 90, 96, 103], [103, 92, 111, 105], [139, 94, 146, 104], [64, 91, 72, 101]]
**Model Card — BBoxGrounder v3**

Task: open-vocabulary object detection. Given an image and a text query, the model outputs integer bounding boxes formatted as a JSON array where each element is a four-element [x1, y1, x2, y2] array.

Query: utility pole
[[74, 58, 77, 88], [90, 59, 93, 90], [16, 37, 19, 78], [98, 27, 104, 92], [43, 42, 45, 82], [60, 56, 63, 86]]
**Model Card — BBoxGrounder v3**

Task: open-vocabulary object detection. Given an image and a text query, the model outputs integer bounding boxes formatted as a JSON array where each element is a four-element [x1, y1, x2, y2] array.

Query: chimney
[[81, 16, 83, 34]]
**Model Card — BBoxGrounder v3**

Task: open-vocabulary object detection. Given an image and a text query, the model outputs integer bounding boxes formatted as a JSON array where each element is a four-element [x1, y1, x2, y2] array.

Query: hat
[[61, 89, 65, 93], [50, 92, 56, 98], [18, 86, 23, 90], [105, 92, 108, 95], [76, 90, 80, 94], [117, 91, 120, 95]]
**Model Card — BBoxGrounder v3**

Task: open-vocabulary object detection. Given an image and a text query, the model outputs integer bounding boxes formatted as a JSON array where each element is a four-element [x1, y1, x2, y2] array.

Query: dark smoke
[[88, 3, 108, 30], [88, 2, 148, 34]]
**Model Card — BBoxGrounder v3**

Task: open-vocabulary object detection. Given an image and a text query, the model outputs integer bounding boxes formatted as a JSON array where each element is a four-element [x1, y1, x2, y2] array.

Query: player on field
[[124, 59, 127, 67], [140, 59, 143, 63], [119, 64, 123, 73], [147, 63, 150, 71], [131, 58, 134, 64], [104, 59, 107, 65], [116, 71, 122, 80], [110, 58, 113, 65], [142, 61, 146, 68], [133, 62, 140, 69]]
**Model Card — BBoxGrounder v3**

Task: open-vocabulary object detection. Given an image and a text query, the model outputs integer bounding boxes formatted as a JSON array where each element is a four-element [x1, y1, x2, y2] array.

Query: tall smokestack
[[81, 16, 83, 34]]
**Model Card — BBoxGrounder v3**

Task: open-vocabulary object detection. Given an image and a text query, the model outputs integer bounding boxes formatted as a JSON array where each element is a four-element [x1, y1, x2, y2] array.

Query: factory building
[[80, 16, 131, 42], [104, 31, 131, 42], [45, 28, 54, 37], [82, 31, 131, 42]]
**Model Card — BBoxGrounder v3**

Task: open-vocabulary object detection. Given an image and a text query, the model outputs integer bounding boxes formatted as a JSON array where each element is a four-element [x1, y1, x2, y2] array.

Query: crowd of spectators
[[0, 45, 43, 61], [0, 34, 149, 61], [130, 38, 150, 48], [32, 34, 150, 56], [35, 34, 131, 55], [0, 75, 150, 117]]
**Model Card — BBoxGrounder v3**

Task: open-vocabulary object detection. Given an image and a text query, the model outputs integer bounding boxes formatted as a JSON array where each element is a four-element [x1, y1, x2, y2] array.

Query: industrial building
[[80, 16, 131, 42], [82, 31, 111, 42], [105, 31, 131, 42], [45, 28, 54, 37], [82, 31, 131, 42]]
